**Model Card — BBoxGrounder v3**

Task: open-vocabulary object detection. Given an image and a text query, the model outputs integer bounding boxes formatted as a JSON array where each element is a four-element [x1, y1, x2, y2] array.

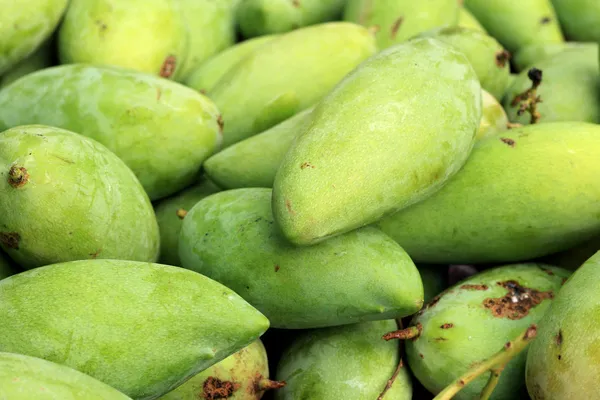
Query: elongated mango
[[550, 0, 600, 43]]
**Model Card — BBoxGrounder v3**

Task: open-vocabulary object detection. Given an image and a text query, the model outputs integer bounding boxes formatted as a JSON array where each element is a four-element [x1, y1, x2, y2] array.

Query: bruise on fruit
[[460, 284, 489, 291], [300, 162, 314, 169], [0, 232, 20, 249], [90, 249, 102, 259], [500, 137, 515, 147], [217, 115, 225, 134], [540, 16, 552, 24], [434, 337, 448, 341], [555, 330, 563, 346], [495, 50, 511, 67], [292, 0, 300, 7], [441, 323, 454, 329], [159, 55, 177, 78], [390, 17, 404, 39], [203, 376, 240, 400], [176, 208, 188, 219], [8, 165, 29, 188], [483, 280, 554, 320], [95, 19, 107, 33], [285, 199, 295, 215], [274, 265, 280, 272]]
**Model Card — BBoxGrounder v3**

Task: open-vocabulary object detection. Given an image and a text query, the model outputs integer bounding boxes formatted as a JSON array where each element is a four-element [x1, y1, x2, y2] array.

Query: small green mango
[[0, 260, 269, 400], [209, 22, 377, 148], [463, 0, 564, 53], [343, 0, 460, 49], [0, 40, 54, 89], [378, 122, 600, 264], [0, 352, 131, 399], [0, 64, 222, 200], [58, 0, 188, 80], [458, 7, 486, 33], [512, 42, 596, 72], [478, 89, 508, 140], [154, 178, 221, 266], [0, 125, 159, 269], [275, 320, 412, 400], [236, 0, 346, 38], [273, 38, 481, 245], [550, 0, 600, 42], [406, 264, 570, 400], [0, 251, 19, 281], [418, 265, 448, 303], [179, 188, 424, 329], [526, 251, 600, 399]]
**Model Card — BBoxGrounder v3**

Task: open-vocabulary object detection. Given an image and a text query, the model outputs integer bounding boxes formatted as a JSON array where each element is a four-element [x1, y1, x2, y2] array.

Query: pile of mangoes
[[1, 0, 599, 399]]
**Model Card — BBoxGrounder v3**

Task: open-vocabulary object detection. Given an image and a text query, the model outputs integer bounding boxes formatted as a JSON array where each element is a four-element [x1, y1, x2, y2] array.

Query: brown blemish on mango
[[285, 199, 295, 215], [540, 16, 552, 24], [495, 50, 511, 67], [460, 284, 488, 291], [90, 249, 102, 259], [300, 162, 314, 169], [159, 55, 177, 78], [390, 17, 404, 39], [441, 323, 454, 329], [292, 0, 300, 7], [8, 165, 29, 188], [555, 330, 563, 346], [0, 232, 20, 249], [217, 115, 224, 134], [483, 280, 554, 320], [500, 137, 515, 147], [203, 376, 240, 399]]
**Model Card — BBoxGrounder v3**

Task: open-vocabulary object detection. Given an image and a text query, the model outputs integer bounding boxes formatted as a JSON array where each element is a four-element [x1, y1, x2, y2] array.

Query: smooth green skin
[[184, 34, 278, 94], [407, 264, 570, 400], [478, 89, 508, 140], [237, 0, 346, 38], [378, 122, 600, 264], [0, 260, 269, 400], [526, 252, 600, 399], [0, 125, 159, 270], [418, 265, 448, 303], [512, 42, 596, 72], [179, 188, 424, 329], [0, 0, 67, 75], [154, 178, 221, 267], [0, 352, 132, 400], [273, 38, 481, 246], [0, 64, 222, 201], [503, 46, 600, 125], [204, 108, 313, 190], [209, 22, 377, 148], [0, 40, 53, 89], [458, 7, 486, 33], [0, 251, 19, 281], [275, 320, 412, 400], [550, 0, 600, 42], [58, 0, 188, 80]]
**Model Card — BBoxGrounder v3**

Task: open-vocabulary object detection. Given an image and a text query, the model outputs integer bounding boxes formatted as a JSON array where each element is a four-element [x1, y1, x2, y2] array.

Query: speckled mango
[[0, 64, 222, 200], [550, 0, 600, 43], [209, 22, 377, 148], [458, 7, 486, 33], [0, 125, 159, 270], [179, 188, 423, 329], [0, 251, 18, 281], [377, 122, 600, 264], [275, 320, 412, 400], [273, 38, 481, 246], [0, 39, 53, 89], [512, 42, 596, 72], [404, 264, 570, 400], [0, 260, 269, 400], [478, 89, 508, 140]]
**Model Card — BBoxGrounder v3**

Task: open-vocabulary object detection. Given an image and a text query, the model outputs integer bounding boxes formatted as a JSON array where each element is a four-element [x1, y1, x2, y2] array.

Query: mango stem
[[510, 68, 543, 124], [257, 378, 286, 391], [377, 319, 405, 400], [382, 323, 422, 341]]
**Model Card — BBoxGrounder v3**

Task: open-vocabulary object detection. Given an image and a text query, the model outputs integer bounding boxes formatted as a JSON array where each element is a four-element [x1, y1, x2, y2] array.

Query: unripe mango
[[458, 7, 486, 33], [512, 42, 596, 72], [478, 89, 508, 140], [273, 38, 481, 245], [0, 40, 54, 89], [550, 0, 600, 43]]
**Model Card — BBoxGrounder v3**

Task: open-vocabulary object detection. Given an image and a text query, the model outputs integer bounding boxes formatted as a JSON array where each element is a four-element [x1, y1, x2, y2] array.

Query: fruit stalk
[[377, 319, 405, 400], [510, 68, 543, 124]]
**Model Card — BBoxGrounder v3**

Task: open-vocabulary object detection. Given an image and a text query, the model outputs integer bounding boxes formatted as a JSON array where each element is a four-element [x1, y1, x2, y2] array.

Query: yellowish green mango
[[478, 89, 508, 140], [512, 42, 596, 72], [378, 122, 600, 264], [0, 260, 269, 400], [0, 40, 54, 89], [458, 7, 486, 33], [273, 38, 481, 246], [0, 125, 159, 270], [0, 64, 222, 200], [209, 22, 377, 148], [0, 251, 18, 281], [550, 0, 600, 42]]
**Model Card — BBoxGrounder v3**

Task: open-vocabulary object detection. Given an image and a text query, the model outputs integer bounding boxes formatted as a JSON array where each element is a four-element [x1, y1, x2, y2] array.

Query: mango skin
[[0, 40, 54, 89], [58, 0, 188, 80], [0, 125, 159, 270], [0, 260, 270, 400], [512, 42, 596, 72], [406, 264, 570, 400], [377, 122, 600, 264], [478, 89, 508, 140], [275, 320, 412, 400], [0, 0, 67, 75], [550, 0, 600, 42], [0, 64, 222, 201], [273, 38, 481, 245], [179, 188, 424, 329], [343, 0, 460, 50], [526, 251, 600, 399], [209, 22, 377, 148], [458, 7, 486, 33]]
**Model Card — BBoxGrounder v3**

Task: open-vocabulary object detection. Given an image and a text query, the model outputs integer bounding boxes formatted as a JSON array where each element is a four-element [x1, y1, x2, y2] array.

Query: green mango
[[478, 89, 508, 140], [503, 46, 600, 125], [550, 0, 600, 42], [58, 0, 188, 80], [0, 250, 19, 281], [236, 0, 346, 38], [378, 122, 600, 264], [209, 22, 377, 148], [275, 320, 412, 400], [204, 108, 313, 189], [404, 264, 570, 400], [0, 0, 67, 75], [418, 265, 448, 303], [526, 251, 600, 399], [273, 38, 481, 246], [185, 34, 278, 94], [343, 0, 460, 50], [458, 7, 486, 33], [0, 40, 54, 89], [154, 178, 221, 266], [463, 0, 564, 54], [0, 352, 131, 399], [0, 64, 222, 201], [0, 125, 159, 270], [0, 260, 269, 400], [512, 42, 596, 72], [179, 188, 424, 329]]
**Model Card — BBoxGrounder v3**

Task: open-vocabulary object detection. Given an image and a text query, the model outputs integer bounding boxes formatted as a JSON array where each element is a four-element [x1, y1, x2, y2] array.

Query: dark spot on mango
[[390, 17, 404, 39], [275, 265, 280, 272], [285, 199, 295, 215], [460, 284, 488, 291], [95, 19, 107, 33], [540, 16, 552, 24], [217, 115, 224, 134], [441, 323, 454, 329], [483, 280, 554, 320], [555, 330, 563, 346], [434, 337, 448, 341], [300, 162, 314, 170], [495, 50, 511, 68], [90, 249, 102, 259], [500, 137, 515, 147], [558, 354, 562, 360], [8, 165, 29, 188], [0, 232, 20, 249], [203, 376, 240, 400], [419, 353, 424, 359], [159, 55, 177, 78], [292, 0, 300, 7]]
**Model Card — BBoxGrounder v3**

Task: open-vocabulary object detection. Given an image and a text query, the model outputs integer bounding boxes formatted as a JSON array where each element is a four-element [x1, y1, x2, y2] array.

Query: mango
[[0, 64, 222, 200], [275, 320, 412, 400], [458, 7, 486, 33], [58, 0, 188, 80], [403, 264, 570, 400], [0, 260, 269, 399], [209, 22, 377, 148], [0, 0, 67, 75], [273, 38, 481, 245], [419, 265, 448, 303], [154, 178, 221, 266], [550, 0, 600, 42], [478, 89, 508, 140], [236, 0, 346, 38], [343, 0, 460, 50], [526, 251, 600, 399], [179, 188, 424, 329], [0, 39, 53, 89], [0, 251, 18, 281], [463, 0, 564, 54], [0, 125, 159, 269], [512, 42, 596, 72], [377, 122, 600, 264]]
